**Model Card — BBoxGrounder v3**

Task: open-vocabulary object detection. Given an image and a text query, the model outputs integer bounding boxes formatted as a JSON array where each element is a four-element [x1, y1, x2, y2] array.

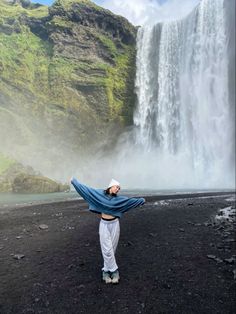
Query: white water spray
[[119, 0, 234, 189]]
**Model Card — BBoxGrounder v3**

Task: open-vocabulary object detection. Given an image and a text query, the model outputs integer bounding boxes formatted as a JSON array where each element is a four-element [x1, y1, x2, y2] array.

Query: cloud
[[97, 0, 200, 26]]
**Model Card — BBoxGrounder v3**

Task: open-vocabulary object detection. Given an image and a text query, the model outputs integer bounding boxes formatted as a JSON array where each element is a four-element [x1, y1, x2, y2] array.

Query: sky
[[31, 0, 200, 25]]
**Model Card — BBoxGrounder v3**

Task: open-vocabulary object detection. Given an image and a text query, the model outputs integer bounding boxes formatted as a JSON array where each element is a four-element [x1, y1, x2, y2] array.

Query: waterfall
[[129, 0, 234, 189], [87, 0, 234, 190]]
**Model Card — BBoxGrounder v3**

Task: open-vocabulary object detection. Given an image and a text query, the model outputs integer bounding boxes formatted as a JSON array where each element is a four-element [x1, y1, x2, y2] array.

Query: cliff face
[[0, 153, 69, 192], [0, 0, 137, 178]]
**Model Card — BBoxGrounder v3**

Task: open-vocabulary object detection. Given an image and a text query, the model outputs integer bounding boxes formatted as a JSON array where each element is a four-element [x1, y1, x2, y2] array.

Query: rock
[[127, 241, 134, 246], [179, 228, 185, 232], [6, 0, 32, 9], [207, 255, 223, 263], [204, 222, 212, 226], [78, 284, 85, 290], [0, 178, 12, 192], [162, 283, 171, 289], [224, 257, 235, 264], [224, 238, 235, 242], [122, 241, 132, 247], [207, 254, 216, 259], [13, 174, 69, 193], [0, 155, 69, 193], [0, 246, 4, 250], [21, 308, 34, 313], [39, 224, 49, 230], [33, 282, 43, 288], [141, 302, 145, 309], [45, 300, 50, 307], [233, 269, 236, 280], [16, 236, 23, 239], [13, 254, 25, 260], [148, 232, 157, 237], [49, 0, 136, 45]]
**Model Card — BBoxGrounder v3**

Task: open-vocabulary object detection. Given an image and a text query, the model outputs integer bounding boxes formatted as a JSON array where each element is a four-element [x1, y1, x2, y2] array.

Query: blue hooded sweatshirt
[[71, 177, 145, 218]]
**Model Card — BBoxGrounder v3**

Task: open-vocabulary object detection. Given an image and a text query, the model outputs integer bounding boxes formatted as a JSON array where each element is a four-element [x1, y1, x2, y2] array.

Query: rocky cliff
[[0, 0, 137, 182], [0, 153, 69, 192]]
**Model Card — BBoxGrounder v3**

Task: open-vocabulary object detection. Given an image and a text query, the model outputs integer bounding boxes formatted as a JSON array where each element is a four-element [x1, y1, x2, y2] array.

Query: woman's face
[[110, 185, 120, 195]]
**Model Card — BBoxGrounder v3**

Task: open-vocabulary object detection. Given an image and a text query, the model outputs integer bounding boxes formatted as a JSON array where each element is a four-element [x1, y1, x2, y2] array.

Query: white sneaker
[[111, 270, 120, 284], [102, 271, 112, 284]]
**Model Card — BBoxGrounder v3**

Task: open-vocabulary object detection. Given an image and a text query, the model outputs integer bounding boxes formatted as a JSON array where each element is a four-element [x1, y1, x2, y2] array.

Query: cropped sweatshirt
[[71, 177, 145, 218]]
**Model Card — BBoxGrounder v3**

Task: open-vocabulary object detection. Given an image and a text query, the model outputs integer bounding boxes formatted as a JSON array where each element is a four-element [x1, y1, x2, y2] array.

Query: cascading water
[[128, 0, 234, 189]]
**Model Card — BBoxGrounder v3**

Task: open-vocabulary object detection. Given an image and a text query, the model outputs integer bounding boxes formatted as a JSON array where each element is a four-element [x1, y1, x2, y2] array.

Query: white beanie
[[108, 178, 120, 189]]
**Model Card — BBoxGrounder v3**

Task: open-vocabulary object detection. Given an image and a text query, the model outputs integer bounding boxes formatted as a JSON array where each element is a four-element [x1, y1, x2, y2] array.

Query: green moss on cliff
[[0, 153, 16, 175], [106, 44, 136, 124], [53, 0, 102, 11], [0, 20, 136, 124], [50, 16, 74, 30], [0, 30, 50, 95], [0, 0, 137, 172], [92, 33, 118, 58]]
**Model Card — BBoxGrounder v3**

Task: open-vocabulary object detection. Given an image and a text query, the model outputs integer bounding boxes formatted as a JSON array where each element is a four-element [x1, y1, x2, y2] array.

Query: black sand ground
[[0, 192, 235, 314]]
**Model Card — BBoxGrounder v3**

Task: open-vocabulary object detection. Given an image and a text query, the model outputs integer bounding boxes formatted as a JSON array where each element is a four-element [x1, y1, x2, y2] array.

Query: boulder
[[12, 173, 69, 193], [0, 154, 69, 193]]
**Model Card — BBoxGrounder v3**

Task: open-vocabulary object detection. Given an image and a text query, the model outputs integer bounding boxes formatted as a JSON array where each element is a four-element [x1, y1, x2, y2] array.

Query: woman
[[71, 177, 145, 284]]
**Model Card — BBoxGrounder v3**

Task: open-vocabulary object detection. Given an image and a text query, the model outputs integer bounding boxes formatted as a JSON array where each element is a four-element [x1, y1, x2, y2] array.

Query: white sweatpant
[[99, 218, 120, 272]]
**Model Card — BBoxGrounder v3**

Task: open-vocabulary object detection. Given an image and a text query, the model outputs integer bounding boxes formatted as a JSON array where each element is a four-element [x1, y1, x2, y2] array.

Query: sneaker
[[102, 271, 112, 284], [110, 270, 120, 284]]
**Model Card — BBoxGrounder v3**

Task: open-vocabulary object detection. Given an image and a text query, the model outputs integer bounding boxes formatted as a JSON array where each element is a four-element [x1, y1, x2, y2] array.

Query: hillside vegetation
[[0, 0, 137, 186]]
